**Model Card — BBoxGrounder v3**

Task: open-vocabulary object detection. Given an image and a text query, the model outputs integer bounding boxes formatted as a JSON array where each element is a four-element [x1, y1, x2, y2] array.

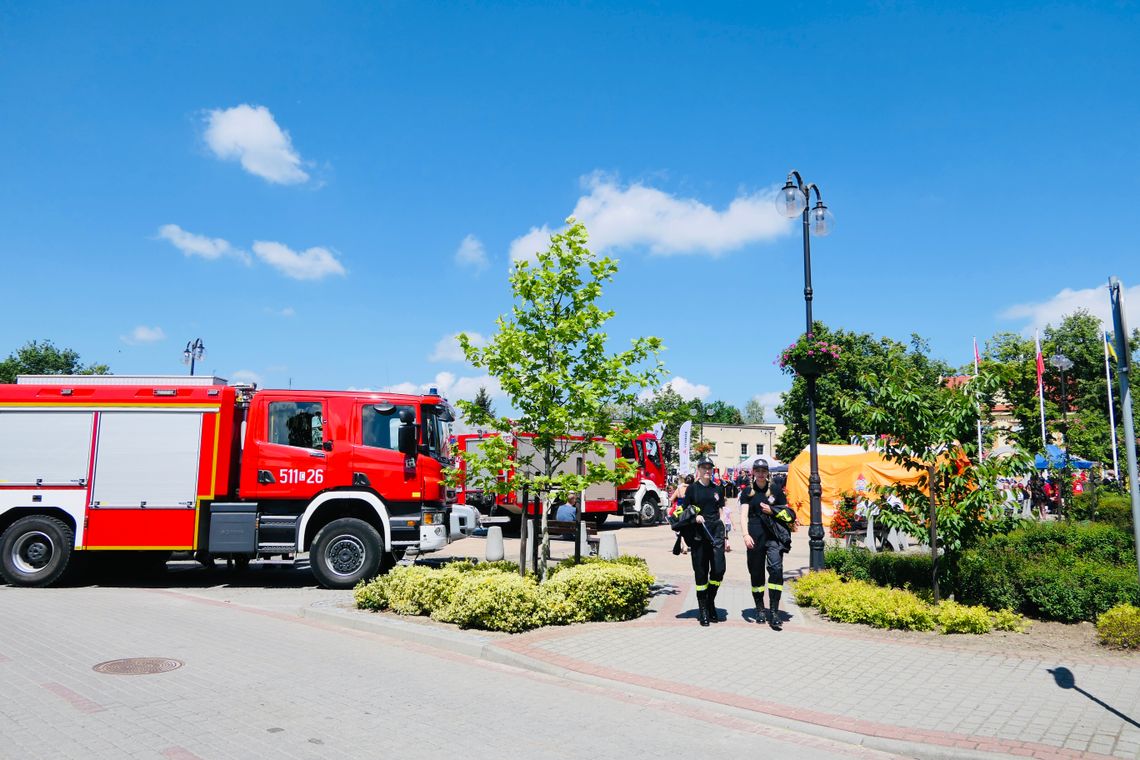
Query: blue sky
[[1, 1, 1137, 421]]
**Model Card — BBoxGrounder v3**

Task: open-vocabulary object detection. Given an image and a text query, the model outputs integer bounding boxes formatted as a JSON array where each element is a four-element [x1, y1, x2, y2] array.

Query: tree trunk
[[928, 463, 940, 604]]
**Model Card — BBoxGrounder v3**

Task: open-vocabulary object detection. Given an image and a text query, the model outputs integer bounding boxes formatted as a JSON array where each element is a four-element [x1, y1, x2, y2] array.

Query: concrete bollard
[[524, 528, 534, 568], [485, 526, 504, 562], [578, 530, 590, 557], [599, 532, 619, 560]]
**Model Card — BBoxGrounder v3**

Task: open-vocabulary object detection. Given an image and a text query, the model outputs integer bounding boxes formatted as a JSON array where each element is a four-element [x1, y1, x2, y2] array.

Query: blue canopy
[[1034, 444, 1095, 470]]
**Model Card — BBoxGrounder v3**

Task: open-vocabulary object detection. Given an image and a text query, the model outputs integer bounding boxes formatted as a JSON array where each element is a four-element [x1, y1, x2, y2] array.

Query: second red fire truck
[[454, 431, 667, 526], [0, 375, 478, 589]]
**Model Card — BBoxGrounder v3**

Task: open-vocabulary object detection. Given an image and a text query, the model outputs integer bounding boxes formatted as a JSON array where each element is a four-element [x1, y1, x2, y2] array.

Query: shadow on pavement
[[1048, 666, 1140, 730], [58, 559, 321, 590]]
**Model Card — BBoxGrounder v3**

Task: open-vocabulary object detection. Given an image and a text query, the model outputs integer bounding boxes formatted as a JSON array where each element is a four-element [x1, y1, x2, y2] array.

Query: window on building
[[756, 444, 764, 455], [268, 401, 324, 450], [740, 443, 748, 456]]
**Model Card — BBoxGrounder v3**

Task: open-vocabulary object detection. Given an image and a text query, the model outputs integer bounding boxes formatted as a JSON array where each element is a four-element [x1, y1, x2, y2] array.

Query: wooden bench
[[543, 520, 600, 554]]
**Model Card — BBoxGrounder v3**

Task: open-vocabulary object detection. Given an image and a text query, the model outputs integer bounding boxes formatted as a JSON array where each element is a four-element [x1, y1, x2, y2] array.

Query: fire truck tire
[[310, 518, 383, 589], [637, 495, 660, 526], [0, 515, 74, 587]]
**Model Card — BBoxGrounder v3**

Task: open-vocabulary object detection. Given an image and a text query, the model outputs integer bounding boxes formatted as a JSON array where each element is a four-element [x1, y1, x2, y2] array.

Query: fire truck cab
[[0, 376, 477, 589]]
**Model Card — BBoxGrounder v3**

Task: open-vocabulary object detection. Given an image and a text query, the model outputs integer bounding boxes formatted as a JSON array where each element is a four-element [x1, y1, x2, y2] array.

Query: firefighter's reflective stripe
[[695, 583, 708, 591], [767, 582, 783, 590]]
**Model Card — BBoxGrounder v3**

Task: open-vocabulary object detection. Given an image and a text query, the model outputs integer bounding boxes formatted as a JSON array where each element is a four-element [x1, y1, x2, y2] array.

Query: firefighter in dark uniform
[[738, 461, 795, 630], [686, 456, 727, 626]]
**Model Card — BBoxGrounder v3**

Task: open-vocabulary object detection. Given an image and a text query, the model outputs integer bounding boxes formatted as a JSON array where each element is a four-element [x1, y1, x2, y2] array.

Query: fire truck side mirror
[[398, 424, 418, 458]]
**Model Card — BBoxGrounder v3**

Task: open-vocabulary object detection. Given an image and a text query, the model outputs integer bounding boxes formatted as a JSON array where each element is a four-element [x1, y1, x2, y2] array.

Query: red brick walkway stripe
[[41, 682, 106, 714]]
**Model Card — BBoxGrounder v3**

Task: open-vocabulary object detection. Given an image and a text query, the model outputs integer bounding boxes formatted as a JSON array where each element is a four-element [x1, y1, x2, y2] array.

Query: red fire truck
[[455, 431, 666, 526], [0, 375, 478, 589]]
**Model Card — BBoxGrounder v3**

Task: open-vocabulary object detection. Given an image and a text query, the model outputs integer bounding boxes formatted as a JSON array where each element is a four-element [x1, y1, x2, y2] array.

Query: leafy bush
[[956, 522, 1139, 622], [542, 562, 654, 622], [1097, 603, 1140, 649], [825, 547, 937, 590], [1094, 495, 1135, 532], [935, 601, 992, 634], [433, 571, 548, 632], [353, 557, 655, 633], [549, 554, 649, 577], [794, 572, 936, 631], [990, 608, 1029, 633]]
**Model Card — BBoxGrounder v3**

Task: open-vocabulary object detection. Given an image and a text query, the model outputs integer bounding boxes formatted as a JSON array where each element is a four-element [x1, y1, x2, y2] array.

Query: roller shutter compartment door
[[0, 411, 94, 486], [91, 412, 203, 508]]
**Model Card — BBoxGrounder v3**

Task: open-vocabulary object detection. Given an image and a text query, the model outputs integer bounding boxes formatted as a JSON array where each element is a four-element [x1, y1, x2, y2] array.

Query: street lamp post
[[182, 339, 206, 376], [777, 170, 833, 572]]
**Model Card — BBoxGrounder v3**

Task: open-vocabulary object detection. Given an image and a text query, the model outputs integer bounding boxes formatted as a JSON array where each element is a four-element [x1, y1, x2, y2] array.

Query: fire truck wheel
[[637, 495, 660, 526], [310, 518, 383, 589], [0, 515, 74, 587]]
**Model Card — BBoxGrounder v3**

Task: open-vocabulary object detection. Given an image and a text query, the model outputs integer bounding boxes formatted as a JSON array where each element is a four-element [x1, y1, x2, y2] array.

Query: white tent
[[735, 453, 783, 471]]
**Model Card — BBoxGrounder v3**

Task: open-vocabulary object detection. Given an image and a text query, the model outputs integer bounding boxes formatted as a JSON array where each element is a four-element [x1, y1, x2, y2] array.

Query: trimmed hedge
[[353, 557, 655, 633], [956, 522, 1139, 623], [825, 547, 936, 590], [793, 571, 1026, 634]]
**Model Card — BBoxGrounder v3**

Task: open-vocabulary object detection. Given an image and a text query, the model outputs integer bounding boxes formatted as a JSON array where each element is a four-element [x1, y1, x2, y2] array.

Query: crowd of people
[[668, 459, 795, 630]]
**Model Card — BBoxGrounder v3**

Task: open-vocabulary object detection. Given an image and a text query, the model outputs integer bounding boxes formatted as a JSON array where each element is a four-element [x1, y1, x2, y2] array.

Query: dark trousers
[[746, 523, 784, 597], [690, 521, 726, 590]]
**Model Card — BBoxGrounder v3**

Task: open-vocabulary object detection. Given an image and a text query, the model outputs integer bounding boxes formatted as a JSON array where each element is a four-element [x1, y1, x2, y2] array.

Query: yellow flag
[[1106, 333, 1119, 362]]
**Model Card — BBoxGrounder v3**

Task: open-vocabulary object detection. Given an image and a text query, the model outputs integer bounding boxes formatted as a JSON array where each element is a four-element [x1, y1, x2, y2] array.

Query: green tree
[[774, 325, 951, 462], [704, 399, 743, 425], [453, 220, 664, 580], [0, 339, 110, 383], [841, 360, 1032, 601], [987, 310, 1140, 468], [472, 385, 496, 419], [743, 396, 766, 424], [626, 385, 695, 470]]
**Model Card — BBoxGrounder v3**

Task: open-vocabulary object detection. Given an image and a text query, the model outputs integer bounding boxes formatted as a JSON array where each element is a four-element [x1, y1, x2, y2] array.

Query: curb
[[298, 603, 1027, 760]]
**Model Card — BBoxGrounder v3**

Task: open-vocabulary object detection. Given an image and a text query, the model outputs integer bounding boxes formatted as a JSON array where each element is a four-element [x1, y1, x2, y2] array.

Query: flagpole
[[1036, 330, 1048, 448], [974, 337, 984, 460], [1105, 330, 1121, 479]]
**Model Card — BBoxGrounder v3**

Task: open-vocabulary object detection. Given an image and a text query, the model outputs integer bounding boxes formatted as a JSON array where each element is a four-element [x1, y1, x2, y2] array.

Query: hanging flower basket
[[778, 333, 841, 377]]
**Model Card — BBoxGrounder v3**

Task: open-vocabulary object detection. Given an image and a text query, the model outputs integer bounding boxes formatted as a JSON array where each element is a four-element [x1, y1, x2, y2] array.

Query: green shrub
[[354, 576, 390, 611], [1068, 491, 1098, 522], [432, 571, 547, 632], [1097, 603, 1140, 649], [541, 562, 654, 623], [956, 547, 1024, 612], [935, 601, 992, 634], [986, 521, 1134, 565], [549, 554, 650, 577], [792, 569, 844, 606], [795, 573, 936, 631], [825, 547, 936, 590], [990, 608, 1029, 633], [1095, 495, 1135, 532]]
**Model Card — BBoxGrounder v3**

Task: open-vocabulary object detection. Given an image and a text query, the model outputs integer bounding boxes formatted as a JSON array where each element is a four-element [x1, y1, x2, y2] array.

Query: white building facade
[[699, 422, 787, 472]]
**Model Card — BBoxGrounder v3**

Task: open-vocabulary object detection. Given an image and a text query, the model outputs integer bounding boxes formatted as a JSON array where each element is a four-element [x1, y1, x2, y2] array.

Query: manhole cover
[[92, 658, 183, 675]]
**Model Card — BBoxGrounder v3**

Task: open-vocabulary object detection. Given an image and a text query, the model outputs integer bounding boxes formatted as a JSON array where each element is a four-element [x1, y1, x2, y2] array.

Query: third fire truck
[[455, 431, 667, 526]]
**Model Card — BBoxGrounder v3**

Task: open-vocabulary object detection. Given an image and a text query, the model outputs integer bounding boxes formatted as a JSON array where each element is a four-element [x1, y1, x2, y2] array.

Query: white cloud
[[252, 241, 346, 281], [509, 175, 791, 261], [120, 325, 166, 344], [264, 306, 295, 318], [380, 372, 503, 402], [509, 225, 555, 264], [752, 392, 785, 422], [429, 331, 486, 362], [203, 104, 310, 185], [639, 376, 711, 402], [455, 234, 488, 271], [230, 369, 263, 386], [157, 224, 248, 262], [1001, 283, 1140, 335]]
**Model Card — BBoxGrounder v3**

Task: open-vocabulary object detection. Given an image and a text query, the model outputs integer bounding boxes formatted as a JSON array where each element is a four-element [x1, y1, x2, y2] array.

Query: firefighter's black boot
[[706, 584, 720, 623], [752, 591, 766, 624], [768, 589, 783, 631], [695, 589, 710, 627]]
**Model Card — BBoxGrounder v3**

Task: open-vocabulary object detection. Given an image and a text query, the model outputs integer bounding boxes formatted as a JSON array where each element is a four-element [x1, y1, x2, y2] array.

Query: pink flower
[[808, 350, 814, 355]]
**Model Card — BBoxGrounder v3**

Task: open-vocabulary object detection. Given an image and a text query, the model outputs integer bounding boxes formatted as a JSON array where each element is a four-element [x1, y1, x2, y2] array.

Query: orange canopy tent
[[784, 444, 927, 527]]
